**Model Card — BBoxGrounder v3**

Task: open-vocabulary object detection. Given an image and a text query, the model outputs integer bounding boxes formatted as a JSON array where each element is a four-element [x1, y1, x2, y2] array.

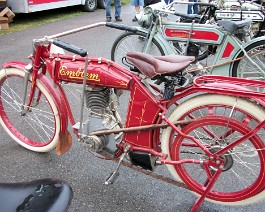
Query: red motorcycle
[[1, 23, 265, 211]]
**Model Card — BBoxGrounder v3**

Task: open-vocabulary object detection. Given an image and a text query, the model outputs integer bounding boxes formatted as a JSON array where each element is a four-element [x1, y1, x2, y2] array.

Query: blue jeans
[[164, 0, 173, 4], [187, 0, 198, 14], [106, 0, 121, 18]]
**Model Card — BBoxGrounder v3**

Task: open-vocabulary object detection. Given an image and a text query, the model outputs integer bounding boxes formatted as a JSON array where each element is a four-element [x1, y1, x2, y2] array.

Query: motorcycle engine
[[187, 43, 200, 57], [81, 87, 120, 153], [86, 87, 110, 115]]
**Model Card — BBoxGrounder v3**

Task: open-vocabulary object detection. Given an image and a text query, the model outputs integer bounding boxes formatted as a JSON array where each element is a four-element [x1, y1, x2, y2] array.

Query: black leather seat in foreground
[[0, 178, 73, 212]]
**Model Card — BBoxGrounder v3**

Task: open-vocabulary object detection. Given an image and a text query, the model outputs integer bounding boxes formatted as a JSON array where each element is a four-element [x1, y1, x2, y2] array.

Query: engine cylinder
[[86, 87, 110, 115]]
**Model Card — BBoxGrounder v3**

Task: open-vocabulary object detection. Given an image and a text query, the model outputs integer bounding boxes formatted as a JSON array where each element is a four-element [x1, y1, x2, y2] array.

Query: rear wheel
[[162, 94, 265, 205], [0, 68, 60, 152], [231, 40, 265, 81]]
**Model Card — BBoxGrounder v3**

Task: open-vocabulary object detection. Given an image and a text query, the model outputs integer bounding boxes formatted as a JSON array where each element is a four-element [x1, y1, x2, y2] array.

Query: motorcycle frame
[[2, 21, 265, 155], [119, 9, 265, 77], [3, 29, 265, 153]]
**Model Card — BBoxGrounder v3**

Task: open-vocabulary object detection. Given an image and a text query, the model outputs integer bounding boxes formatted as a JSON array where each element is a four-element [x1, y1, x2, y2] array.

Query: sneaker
[[106, 17, 111, 22], [115, 17, 122, 22], [132, 16, 138, 22]]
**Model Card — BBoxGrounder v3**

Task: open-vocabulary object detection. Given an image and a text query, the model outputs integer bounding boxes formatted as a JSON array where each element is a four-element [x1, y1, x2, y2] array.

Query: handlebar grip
[[195, 2, 216, 7], [174, 12, 201, 20], [53, 39, 87, 57], [105, 22, 138, 33]]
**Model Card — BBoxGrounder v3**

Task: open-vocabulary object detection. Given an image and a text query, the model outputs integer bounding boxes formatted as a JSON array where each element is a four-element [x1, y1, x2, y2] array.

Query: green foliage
[[0, 6, 86, 36]]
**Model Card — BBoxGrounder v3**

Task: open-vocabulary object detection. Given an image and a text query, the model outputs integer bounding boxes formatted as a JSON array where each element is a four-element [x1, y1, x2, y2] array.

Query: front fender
[[2, 61, 29, 70], [2, 62, 69, 135]]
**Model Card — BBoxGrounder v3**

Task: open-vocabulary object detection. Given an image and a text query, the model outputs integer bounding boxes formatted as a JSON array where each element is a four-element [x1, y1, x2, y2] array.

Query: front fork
[[20, 63, 44, 115], [20, 64, 33, 115], [20, 44, 45, 115]]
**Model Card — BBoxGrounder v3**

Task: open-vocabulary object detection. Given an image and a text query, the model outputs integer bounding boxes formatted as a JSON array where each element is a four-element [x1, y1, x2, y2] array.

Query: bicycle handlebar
[[173, 11, 201, 19], [153, 1, 216, 18], [53, 39, 87, 57], [188, 2, 216, 7], [105, 22, 138, 33], [170, 1, 216, 7]]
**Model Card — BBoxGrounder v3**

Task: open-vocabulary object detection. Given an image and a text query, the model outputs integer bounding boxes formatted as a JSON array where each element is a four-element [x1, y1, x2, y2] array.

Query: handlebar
[[170, 1, 216, 7], [151, 1, 216, 19], [53, 39, 87, 57], [105, 22, 138, 33], [187, 2, 216, 7], [173, 11, 201, 19]]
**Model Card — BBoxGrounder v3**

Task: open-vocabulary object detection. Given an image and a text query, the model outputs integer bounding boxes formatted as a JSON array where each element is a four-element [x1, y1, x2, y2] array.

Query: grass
[[0, 0, 130, 36], [0, 6, 86, 36]]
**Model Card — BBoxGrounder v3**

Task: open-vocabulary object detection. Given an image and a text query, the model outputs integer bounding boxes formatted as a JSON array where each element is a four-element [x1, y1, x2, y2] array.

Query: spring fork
[[20, 64, 33, 115], [143, 15, 158, 53]]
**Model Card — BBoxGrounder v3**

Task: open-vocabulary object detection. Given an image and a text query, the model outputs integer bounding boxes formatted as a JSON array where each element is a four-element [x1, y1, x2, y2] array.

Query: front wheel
[[231, 40, 265, 81], [0, 68, 61, 152], [111, 31, 165, 67], [161, 94, 265, 205], [83, 0, 97, 12]]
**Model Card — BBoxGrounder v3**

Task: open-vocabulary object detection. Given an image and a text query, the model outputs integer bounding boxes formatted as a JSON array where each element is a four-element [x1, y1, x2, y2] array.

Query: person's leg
[[132, 0, 139, 21], [135, 5, 140, 13], [187, 0, 192, 14], [114, 0, 122, 20], [193, 0, 198, 14], [105, 0, 112, 20]]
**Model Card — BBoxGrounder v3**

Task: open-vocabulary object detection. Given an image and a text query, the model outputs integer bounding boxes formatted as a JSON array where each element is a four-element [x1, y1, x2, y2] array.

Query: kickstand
[[104, 150, 127, 185], [191, 168, 222, 212]]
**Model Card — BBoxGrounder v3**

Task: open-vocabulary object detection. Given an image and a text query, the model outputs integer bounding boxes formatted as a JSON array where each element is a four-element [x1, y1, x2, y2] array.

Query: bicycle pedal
[[104, 171, 120, 185]]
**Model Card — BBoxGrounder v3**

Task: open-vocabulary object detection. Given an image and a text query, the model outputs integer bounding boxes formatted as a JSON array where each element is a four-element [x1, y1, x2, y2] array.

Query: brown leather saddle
[[126, 52, 195, 78]]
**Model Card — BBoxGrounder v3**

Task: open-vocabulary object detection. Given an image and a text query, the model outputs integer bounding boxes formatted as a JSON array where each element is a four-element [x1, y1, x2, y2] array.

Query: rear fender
[[198, 82, 265, 107], [192, 75, 265, 107]]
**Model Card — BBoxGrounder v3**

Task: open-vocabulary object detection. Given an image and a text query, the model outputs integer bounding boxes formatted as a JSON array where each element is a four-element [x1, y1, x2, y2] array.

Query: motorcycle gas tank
[[162, 22, 224, 45], [46, 55, 132, 90]]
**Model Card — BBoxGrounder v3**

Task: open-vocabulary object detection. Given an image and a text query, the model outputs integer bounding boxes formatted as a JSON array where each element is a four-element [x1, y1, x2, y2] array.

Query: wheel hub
[[208, 146, 234, 172]]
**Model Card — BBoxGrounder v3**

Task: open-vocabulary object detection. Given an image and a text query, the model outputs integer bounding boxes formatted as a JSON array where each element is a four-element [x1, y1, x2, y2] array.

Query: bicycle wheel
[[0, 68, 61, 152], [111, 31, 165, 67], [231, 40, 265, 81], [161, 94, 265, 205]]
